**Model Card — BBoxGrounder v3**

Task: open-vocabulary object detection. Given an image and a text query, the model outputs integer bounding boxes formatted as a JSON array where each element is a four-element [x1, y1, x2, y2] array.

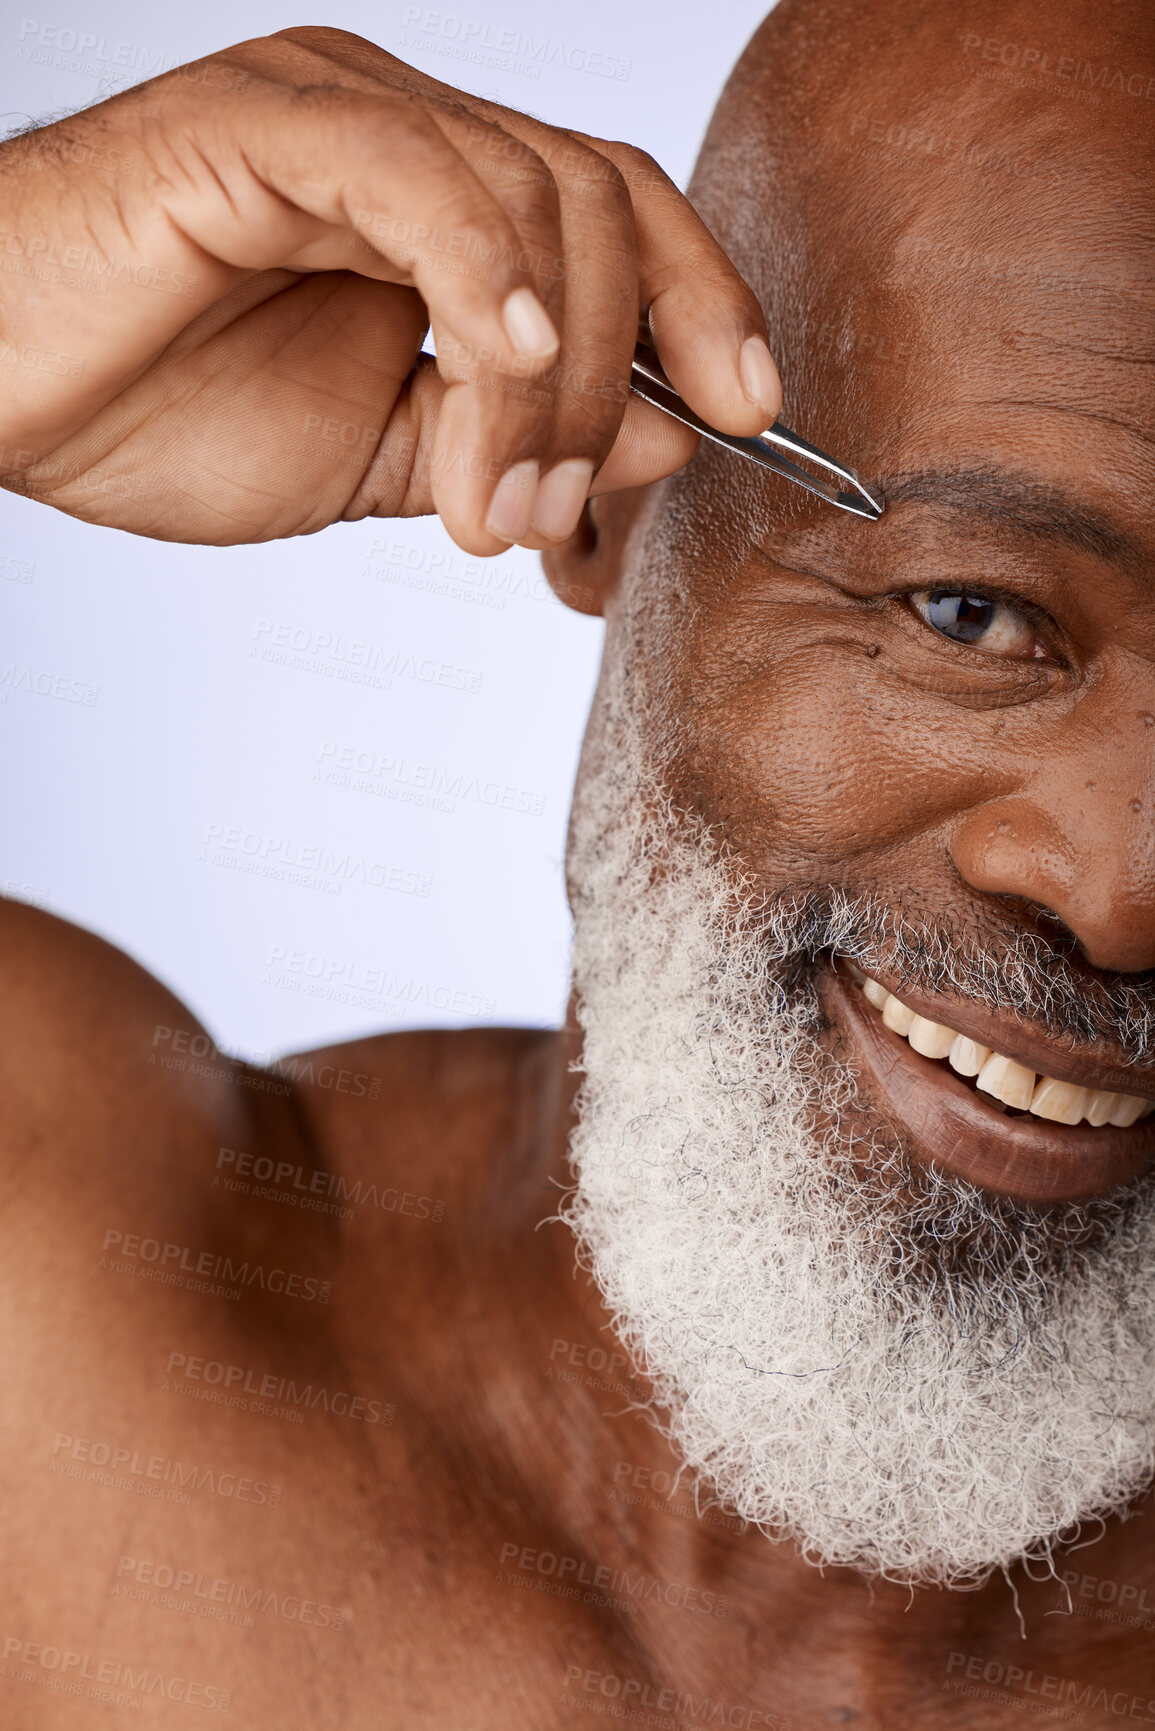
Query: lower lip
[[819, 965, 1155, 1204]]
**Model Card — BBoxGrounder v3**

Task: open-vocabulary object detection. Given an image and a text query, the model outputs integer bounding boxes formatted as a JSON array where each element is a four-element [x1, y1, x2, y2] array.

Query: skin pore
[[2, 0, 1154, 1725]]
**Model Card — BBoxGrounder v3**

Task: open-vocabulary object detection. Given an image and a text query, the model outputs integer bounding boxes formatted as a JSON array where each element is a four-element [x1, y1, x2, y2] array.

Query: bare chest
[[3, 1115, 1152, 1731]]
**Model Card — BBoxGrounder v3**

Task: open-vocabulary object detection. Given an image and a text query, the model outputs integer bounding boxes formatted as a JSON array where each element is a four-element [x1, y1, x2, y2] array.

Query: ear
[[539, 486, 647, 618]]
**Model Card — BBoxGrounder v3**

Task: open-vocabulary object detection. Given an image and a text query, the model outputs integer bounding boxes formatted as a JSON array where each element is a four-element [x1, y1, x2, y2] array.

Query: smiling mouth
[[855, 969, 1155, 1130], [820, 961, 1155, 1204]]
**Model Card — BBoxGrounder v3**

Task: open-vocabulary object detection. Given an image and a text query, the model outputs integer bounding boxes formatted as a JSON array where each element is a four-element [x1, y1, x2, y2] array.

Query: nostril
[[1033, 905, 1079, 946], [988, 894, 1080, 954]]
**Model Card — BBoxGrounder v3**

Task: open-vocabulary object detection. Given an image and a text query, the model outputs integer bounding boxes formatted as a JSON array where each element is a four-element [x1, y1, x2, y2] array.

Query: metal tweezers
[[630, 340, 885, 520]]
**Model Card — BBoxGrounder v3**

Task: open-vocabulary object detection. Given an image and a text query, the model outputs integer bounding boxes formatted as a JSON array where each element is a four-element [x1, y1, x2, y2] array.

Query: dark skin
[[3, 1, 1155, 1724]]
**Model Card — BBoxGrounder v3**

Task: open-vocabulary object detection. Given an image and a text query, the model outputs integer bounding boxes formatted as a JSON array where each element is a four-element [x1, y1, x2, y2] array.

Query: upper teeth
[[860, 976, 1155, 1128]]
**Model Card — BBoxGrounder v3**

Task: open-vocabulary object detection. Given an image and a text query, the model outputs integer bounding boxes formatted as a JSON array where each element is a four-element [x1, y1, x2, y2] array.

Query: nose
[[951, 747, 1155, 975]]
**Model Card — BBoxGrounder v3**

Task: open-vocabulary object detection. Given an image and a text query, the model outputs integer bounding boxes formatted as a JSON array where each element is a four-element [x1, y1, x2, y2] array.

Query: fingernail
[[501, 287, 559, 359], [485, 459, 540, 542], [739, 335, 781, 420], [529, 458, 595, 542]]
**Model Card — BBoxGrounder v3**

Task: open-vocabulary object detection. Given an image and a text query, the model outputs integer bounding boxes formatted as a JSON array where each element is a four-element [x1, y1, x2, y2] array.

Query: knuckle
[[260, 27, 412, 91], [127, 48, 257, 106], [707, 259, 763, 308], [461, 119, 554, 196], [269, 25, 380, 55], [503, 175, 562, 239], [554, 367, 630, 455], [438, 341, 556, 419], [603, 140, 670, 199], [556, 137, 631, 209], [324, 92, 444, 161]]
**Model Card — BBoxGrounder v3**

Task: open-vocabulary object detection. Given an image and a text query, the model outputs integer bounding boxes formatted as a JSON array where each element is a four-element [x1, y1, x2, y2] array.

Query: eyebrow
[[878, 467, 1137, 565]]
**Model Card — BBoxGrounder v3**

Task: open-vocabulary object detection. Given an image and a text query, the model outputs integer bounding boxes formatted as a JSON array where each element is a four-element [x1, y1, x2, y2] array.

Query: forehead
[[842, 181, 1155, 558], [861, 169, 1152, 448], [680, 36, 1155, 580]]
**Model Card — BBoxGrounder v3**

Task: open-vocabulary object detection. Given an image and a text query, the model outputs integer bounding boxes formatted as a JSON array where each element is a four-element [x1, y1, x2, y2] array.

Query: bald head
[[689, 0, 1154, 469]]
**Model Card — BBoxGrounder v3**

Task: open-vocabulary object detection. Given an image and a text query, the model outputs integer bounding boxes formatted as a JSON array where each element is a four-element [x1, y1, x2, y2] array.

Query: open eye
[[908, 590, 1049, 660]]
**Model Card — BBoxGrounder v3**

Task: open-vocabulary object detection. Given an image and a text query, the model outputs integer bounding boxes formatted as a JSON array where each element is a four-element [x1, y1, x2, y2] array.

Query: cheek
[[681, 644, 1002, 868]]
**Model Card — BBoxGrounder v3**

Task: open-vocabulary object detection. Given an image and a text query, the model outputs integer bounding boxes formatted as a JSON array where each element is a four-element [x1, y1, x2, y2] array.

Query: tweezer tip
[[839, 486, 885, 520]]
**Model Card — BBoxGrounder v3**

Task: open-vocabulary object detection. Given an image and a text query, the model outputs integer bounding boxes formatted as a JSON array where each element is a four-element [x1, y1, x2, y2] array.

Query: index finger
[[577, 134, 783, 439]]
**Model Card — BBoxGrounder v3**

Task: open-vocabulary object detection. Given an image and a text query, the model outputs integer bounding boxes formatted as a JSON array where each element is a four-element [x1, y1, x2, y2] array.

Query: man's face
[[613, 115, 1155, 1207], [556, 5, 1155, 1588]]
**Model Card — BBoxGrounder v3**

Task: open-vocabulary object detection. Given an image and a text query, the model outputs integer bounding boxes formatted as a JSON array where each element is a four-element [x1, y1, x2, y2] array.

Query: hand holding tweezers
[[629, 340, 884, 520]]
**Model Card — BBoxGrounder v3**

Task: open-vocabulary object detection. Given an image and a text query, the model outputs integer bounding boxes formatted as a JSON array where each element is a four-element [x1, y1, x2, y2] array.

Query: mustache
[[752, 886, 1155, 1064]]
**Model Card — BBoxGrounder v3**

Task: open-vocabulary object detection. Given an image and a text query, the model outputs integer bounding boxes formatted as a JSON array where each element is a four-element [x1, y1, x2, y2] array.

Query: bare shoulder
[[276, 1023, 564, 1205], [0, 890, 563, 1244], [0, 896, 259, 1226]]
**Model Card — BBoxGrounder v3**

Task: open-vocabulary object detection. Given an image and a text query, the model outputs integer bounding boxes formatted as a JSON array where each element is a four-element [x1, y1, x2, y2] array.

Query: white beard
[[563, 718, 1155, 1589]]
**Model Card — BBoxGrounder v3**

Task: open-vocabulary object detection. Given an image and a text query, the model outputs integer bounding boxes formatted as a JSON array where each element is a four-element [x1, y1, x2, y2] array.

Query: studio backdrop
[[0, 0, 773, 1063]]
